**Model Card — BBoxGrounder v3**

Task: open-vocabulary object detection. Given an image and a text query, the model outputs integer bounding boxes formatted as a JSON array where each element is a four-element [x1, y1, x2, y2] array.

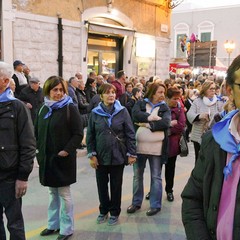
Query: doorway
[[87, 33, 123, 75]]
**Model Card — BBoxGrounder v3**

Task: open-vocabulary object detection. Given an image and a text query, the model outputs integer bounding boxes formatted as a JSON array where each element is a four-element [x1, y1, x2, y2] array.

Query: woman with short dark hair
[[35, 76, 83, 240], [87, 83, 136, 226]]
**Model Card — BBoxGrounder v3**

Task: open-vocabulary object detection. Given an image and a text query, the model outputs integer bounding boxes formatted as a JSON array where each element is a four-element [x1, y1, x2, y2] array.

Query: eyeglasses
[[234, 83, 240, 89]]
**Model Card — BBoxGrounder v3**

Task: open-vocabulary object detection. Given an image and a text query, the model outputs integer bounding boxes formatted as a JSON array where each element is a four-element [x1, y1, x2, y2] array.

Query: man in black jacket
[[18, 77, 44, 123], [0, 62, 36, 240]]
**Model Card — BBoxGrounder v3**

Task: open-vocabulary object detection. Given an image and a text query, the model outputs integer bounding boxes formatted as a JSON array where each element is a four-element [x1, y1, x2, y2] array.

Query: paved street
[[19, 143, 195, 240]]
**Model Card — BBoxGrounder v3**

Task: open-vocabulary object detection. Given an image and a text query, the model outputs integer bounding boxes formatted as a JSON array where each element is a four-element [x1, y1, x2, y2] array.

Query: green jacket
[[181, 130, 240, 240]]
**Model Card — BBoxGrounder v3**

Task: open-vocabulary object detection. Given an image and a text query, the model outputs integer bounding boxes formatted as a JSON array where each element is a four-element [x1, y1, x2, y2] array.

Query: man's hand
[[128, 156, 136, 165], [90, 156, 99, 169], [15, 180, 28, 199]]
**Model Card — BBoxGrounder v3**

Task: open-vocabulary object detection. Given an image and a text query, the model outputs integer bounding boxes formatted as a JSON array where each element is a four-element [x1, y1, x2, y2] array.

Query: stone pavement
[[18, 143, 195, 240]]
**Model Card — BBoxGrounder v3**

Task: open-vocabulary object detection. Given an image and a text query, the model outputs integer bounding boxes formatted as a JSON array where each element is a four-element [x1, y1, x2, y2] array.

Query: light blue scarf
[[212, 109, 240, 179], [92, 100, 124, 126], [44, 95, 73, 119], [144, 98, 166, 113], [0, 87, 17, 102]]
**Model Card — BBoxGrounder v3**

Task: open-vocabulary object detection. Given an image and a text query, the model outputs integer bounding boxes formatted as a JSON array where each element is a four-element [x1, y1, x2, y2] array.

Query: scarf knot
[[0, 87, 17, 102], [144, 98, 166, 113]]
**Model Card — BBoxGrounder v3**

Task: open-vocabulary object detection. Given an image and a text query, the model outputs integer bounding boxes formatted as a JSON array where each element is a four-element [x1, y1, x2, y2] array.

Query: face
[[30, 82, 40, 92], [9, 79, 16, 92], [126, 84, 133, 93], [205, 83, 216, 98], [71, 77, 79, 88], [135, 91, 142, 99], [101, 88, 116, 106], [78, 80, 85, 90], [169, 95, 180, 107], [90, 81, 97, 88], [49, 83, 65, 101], [152, 86, 165, 103], [16, 65, 23, 72], [228, 69, 240, 109], [0, 75, 10, 93]]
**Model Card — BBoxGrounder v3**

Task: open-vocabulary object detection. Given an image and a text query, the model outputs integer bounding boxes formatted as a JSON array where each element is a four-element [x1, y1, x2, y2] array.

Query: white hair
[[0, 62, 13, 79]]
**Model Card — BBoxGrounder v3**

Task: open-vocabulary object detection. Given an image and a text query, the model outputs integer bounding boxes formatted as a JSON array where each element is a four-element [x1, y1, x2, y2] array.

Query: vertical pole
[[57, 17, 63, 77], [228, 52, 230, 67], [208, 44, 212, 76]]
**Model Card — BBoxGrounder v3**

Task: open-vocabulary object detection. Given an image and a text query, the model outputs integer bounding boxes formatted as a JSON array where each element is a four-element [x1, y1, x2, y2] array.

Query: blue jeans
[[48, 186, 74, 236], [132, 154, 162, 209], [0, 180, 25, 240]]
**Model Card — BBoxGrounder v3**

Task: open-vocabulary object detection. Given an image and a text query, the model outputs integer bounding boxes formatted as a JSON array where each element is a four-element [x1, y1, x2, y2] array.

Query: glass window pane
[[201, 32, 211, 42], [88, 51, 99, 75], [102, 52, 116, 74], [176, 34, 187, 58], [88, 38, 116, 47]]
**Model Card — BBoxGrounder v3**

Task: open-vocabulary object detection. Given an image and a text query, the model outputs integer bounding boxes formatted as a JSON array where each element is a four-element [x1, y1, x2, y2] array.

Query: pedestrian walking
[[0, 61, 36, 240], [182, 55, 240, 240], [87, 83, 136, 226], [35, 76, 83, 240]]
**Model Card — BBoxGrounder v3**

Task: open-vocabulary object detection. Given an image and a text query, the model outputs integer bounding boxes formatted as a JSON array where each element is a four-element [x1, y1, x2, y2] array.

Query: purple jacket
[[168, 105, 186, 158]]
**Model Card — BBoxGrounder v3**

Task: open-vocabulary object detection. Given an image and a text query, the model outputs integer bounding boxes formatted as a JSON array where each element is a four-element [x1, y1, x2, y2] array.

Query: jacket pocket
[[0, 148, 18, 170]]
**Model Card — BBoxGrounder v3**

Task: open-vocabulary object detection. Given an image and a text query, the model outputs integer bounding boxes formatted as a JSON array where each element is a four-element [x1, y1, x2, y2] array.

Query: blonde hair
[[199, 80, 215, 97]]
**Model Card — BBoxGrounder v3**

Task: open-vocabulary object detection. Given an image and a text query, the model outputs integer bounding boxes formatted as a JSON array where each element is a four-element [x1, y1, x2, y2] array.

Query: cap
[[29, 77, 40, 83], [13, 60, 24, 68]]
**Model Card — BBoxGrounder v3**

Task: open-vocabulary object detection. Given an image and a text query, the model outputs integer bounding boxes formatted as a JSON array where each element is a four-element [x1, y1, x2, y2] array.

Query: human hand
[[26, 103, 32, 109], [90, 156, 99, 169], [58, 150, 69, 157], [15, 180, 28, 199], [171, 120, 178, 127], [128, 156, 136, 165], [148, 115, 161, 121]]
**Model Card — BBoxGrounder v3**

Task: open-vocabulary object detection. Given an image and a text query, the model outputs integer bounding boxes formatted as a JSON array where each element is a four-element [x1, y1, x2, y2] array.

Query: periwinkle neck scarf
[[92, 100, 124, 127], [212, 109, 240, 179], [0, 87, 17, 102], [144, 98, 166, 113], [44, 95, 73, 119]]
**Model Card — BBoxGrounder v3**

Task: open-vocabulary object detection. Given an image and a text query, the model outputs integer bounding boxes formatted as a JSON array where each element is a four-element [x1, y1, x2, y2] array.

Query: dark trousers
[[164, 156, 177, 194], [193, 141, 201, 163], [0, 181, 25, 240], [96, 165, 124, 217]]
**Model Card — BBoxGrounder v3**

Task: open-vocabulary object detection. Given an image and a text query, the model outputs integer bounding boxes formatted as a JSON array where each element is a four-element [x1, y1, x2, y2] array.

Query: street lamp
[[224, 40, 235, 67]]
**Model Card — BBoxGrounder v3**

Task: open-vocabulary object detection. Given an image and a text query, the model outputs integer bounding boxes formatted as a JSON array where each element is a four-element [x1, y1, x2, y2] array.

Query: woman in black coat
[[85, 77, 97, 103], [35, 76, 83, 240], [87, 83, 136, 226]]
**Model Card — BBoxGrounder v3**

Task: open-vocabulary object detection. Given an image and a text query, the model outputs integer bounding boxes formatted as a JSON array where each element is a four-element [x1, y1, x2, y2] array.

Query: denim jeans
[[0, 180, 25, 240], [132, 154, 162, 209], [48, 186, 74, 236]]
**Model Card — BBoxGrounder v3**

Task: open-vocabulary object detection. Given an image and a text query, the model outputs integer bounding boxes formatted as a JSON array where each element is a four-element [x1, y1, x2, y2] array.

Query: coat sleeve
[[171, 107, 186, 135], [187, 98, 200, 124], [15, 101, 36, 181], [132, 100, 150, 123], [63, 104, 83, 153], [86, 112, 97, 156], [149, 106, 171, 132], [181, 133, 212, 240], [123, 109, 136, 156]]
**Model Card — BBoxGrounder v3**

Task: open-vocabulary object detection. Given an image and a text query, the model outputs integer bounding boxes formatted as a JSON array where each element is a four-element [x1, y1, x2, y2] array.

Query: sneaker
[[96, 214, 108, 224], [108, 216, 119, 226], [167, 192, 174, 202]]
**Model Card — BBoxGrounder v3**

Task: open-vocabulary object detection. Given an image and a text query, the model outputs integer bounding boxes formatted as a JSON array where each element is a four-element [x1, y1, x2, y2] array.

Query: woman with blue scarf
[[87, 83, 136, 226], [35, 76, 83, 240], [127, 83, 171, 216], [182, 55, 240, 240]]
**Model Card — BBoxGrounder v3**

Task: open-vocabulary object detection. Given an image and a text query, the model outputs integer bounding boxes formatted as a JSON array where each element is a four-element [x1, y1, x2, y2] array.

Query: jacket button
[[213, 205, 217, 211], [210, 230, 215, 235], [1, 146, 4, 150]]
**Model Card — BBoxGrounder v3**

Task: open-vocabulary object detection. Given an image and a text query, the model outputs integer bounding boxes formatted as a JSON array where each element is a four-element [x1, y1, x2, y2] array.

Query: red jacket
[[112, 80, 125, 99]]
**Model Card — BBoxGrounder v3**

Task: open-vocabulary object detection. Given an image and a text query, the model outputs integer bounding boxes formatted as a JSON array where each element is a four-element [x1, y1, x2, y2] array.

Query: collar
[[0, 87, 17, 102], [144, 98, 166, 113]]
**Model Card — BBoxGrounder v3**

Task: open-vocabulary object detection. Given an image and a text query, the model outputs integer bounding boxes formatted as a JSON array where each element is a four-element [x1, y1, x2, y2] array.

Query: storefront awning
[[85, 21, 136, 37]]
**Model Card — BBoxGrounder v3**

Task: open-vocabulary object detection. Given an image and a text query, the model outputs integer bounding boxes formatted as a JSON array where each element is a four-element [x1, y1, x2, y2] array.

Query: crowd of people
[[0, 55, 239, 239]]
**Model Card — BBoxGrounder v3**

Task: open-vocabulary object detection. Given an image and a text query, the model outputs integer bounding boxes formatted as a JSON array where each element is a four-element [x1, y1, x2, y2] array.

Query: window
[[174, 23, 189, 58], [198, 21, 214, 42]]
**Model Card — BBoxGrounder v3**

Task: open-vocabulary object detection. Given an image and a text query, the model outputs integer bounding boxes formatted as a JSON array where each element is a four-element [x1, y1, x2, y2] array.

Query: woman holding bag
[[87, 83, 136, 226], [35, 76, 83, 240]]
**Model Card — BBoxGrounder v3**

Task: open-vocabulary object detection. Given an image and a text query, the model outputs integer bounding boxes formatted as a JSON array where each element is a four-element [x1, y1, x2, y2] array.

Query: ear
[[226, 84, 233, 100]]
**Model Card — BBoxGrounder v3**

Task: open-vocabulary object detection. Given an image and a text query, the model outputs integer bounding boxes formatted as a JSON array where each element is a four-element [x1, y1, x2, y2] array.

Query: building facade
[[1, 0, 172, 82], [170, 4, 240, 70]]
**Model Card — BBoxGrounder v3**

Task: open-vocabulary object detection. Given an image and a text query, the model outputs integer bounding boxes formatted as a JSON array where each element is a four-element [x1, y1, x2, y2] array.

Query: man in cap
[[0, 61, 36, 240], [18, 77, 43, 123], [12, 60, 28, 97]]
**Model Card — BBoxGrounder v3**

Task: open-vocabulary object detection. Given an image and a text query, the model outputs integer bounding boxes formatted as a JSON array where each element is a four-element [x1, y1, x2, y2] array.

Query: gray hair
[[0, 62, 13, 79]]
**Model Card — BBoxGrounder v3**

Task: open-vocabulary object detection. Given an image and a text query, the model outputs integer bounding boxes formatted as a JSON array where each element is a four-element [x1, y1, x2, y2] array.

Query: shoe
[[40, 228, 60, 236], [56, 234, 73, 240], [96, 214, 108, 224], [167, 192, 174, 202], [108, 216, 118, 226], [145, 192, 150, 200], [127, 205, 141, 214], [146, 208, 161, 216]]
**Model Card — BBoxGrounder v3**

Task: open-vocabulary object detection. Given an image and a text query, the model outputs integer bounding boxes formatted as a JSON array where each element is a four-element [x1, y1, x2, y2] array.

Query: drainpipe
[[57, 17, 63, 77]]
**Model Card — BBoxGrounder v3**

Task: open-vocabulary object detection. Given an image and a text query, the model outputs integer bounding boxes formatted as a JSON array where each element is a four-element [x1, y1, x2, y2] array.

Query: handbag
[[179, 131, 189, 157]]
